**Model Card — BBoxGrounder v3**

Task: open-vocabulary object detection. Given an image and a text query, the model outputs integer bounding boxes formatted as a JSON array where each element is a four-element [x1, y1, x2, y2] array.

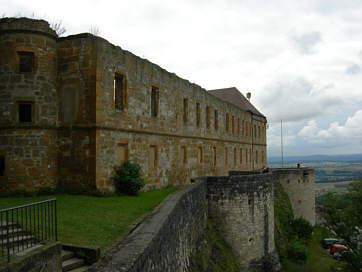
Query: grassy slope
[[189, 219, 240, 272], [0, 187, 178, 248], [274, 182, 351, 272]]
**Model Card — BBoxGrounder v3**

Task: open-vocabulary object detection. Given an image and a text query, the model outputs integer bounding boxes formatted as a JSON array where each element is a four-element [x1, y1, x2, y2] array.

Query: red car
[[329, 244, 352, 255]]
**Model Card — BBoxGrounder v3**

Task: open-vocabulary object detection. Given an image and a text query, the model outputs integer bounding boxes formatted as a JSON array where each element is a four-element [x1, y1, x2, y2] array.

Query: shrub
[[292, 218, 313, 240], [111, 161, 146, 195], [287, 240, 307, 263]]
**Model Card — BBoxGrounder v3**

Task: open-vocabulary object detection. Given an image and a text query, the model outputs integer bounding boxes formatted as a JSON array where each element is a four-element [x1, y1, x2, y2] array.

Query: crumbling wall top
[[0, 17, 57, 38]]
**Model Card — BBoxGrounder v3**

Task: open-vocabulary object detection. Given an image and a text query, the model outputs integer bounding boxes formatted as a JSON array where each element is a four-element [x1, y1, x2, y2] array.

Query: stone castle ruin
[[0, 18, 315, 271], [0, 17, 267, 192]]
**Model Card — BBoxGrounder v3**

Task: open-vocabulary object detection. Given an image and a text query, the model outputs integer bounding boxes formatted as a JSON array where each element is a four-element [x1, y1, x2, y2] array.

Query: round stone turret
[[0, 17, 59, 191]]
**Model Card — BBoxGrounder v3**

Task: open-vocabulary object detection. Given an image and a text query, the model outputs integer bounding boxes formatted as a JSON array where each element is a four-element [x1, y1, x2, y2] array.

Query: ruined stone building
[[0, 18, 267, 192]]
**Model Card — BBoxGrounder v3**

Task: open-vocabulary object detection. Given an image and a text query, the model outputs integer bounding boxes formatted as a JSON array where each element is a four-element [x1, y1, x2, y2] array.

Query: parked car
[[329, 244, 352, 255], [321, 238, 339, 249]]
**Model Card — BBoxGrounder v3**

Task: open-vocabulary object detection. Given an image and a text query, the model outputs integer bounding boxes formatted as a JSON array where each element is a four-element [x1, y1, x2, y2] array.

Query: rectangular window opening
[[233, 147, 237, 165], [18, 51, 34, 73], [115, 143, 128, 164], [214, 110, 218, 130], [149, 145, 158, 169], [225, 147, 228, 166], [0, 156, 5, 176], [114, 73, 125, 110], [237, 118, 240, 135], [206, 106, 210, 129], [181, 146, 187, 165], [183, 98, 189, 123], [151, 86, 159, 117], [232, 116, 235, 134], [198, 147, 203, 164], [196, 102, 201, 127], [225, 113, 229, 132], [18, 103, 32, 123], [213, 146, 217, 167], [240, 148, 242, 164]]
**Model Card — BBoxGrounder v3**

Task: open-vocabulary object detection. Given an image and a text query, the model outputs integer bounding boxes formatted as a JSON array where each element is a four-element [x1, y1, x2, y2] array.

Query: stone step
[[0, 228, 27, 238], [62, 257, 85, 272], [0, 235, 35, 248], [68, 266, 91, 272], [0, 222, 19, 230], [61, 249, 74, 261]]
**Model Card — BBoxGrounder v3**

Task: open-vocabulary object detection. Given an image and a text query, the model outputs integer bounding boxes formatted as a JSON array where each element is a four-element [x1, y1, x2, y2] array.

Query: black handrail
[[0, 199, 57, 262]]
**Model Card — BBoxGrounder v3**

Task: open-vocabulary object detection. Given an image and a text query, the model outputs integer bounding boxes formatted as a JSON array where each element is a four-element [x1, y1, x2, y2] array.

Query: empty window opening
[[212, 146, 217, 167], [206, 106, 210, 129], [181, 146, 187, 165], [115, 143, 128, 163], [248, 199, 252, 206], [240, 148, 243, 164], [18, 103, 32, 123], [196, 102, 201, 127], [151, 86, 159, 117], [114, 73, 126, 110], [232, 116, 235, 134], [245, 122, 248, 136], [198, 147, 203, 164], [149, 145, 158, 169], [242, 120, 245, 136], [237, 118, 240, 135], [245, 149, 248, 164], [262, 151, 265, 164], [258, 126, 261, 138], [255, 150, 258, 164], [254, 125, 257, 138], [214, 110, 218, 130], [0, 156, 5, 176], [249, 149, 252, 163], [183, 98, 189, 123], [18, 51, 34, 73], [233, 147, 237, 165], [225, 147, 228, 166], [225, 113, 229, 132]]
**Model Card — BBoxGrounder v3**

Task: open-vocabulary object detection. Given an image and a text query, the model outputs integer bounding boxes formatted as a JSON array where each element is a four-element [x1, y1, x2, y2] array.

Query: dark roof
[[208, 87, 265, 117]]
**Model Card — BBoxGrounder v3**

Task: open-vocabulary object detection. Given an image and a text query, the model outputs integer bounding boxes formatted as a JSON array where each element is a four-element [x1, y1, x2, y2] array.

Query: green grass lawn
[[282, 226, 352, 272], [0, 187, 178, 248]]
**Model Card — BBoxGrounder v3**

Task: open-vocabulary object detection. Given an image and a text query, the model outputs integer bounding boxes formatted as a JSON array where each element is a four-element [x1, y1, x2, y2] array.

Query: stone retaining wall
[[87, 180, 208, 272]]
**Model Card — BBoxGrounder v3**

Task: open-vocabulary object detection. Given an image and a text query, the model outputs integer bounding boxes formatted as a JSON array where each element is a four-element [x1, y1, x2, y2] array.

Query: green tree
[[320, 180, 362, 270], [111, 161, 146, 195]]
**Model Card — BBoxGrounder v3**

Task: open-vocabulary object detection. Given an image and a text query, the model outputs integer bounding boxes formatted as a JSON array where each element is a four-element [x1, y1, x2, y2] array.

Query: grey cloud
[[256, 77, 341, 123], [289, 31, 322, 55], [346, 64, 361, 75]]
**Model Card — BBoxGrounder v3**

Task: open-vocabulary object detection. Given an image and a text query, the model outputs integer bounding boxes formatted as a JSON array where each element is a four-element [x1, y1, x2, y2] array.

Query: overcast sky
[[3, 0, 362, 157]]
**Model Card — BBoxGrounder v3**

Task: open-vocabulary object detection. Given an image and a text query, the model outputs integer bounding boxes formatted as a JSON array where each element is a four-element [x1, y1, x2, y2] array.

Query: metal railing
[[0, 199, 57, 262]]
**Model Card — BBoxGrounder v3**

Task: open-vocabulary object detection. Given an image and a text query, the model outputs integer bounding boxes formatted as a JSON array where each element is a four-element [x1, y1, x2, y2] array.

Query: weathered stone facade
[[0, 17, 267, 192], [207, 173, 276, 271], [273, 168, 315, 225]]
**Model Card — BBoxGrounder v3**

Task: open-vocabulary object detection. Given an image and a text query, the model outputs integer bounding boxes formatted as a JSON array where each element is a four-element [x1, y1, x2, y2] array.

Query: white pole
[[281, 120, 284, 168]]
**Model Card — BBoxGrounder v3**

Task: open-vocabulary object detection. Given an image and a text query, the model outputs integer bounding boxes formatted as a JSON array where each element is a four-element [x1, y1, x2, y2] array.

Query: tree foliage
[[111, 160, 146, 195], [320, 180, 362, 270]]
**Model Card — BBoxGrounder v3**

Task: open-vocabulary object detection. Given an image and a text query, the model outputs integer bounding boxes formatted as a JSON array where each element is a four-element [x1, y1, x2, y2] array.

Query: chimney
[[246, 92, 251, 100]]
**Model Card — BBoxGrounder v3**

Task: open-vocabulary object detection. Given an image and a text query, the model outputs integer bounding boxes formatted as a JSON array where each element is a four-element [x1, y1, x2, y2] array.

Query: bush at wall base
[[111, 161, 146, 195]]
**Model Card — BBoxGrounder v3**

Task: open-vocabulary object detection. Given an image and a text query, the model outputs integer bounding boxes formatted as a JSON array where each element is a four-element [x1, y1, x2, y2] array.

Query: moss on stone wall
[[188, 219, 240, 272], [274, 181, 295, 260]]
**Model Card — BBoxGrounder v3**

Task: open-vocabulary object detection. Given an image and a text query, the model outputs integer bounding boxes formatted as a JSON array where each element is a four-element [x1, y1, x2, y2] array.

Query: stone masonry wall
[[272, 168, 315, 225], [207, 173, 275, 271], [0, 18, 58, 191], [87, 180, 208, 272], [56, 35, 98, 190], [93, 37, 267, 191]]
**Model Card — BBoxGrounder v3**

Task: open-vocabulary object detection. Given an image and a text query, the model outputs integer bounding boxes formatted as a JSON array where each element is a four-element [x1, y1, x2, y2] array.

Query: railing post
[[6, 210, 9, 262]]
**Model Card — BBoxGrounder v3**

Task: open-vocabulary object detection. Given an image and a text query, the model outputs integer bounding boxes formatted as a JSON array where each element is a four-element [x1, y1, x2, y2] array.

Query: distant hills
[[268, 154, 362, 164]]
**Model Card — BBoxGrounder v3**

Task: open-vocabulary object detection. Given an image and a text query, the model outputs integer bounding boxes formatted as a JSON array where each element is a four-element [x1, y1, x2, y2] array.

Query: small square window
[[18, 52, 34, 73], [18, 103, 32, 123]]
